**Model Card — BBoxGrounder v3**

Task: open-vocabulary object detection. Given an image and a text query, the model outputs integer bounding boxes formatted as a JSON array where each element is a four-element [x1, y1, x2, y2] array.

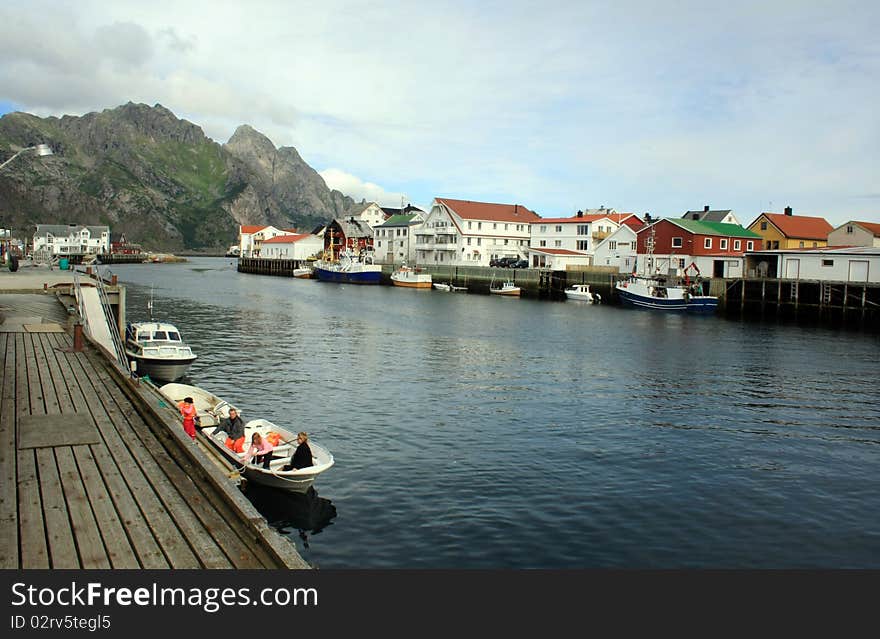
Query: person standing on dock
[[178, 396, 198, 441]]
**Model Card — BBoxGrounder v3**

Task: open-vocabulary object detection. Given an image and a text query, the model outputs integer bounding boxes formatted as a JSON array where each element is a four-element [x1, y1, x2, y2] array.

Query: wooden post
[[73, 322, 84, 351]]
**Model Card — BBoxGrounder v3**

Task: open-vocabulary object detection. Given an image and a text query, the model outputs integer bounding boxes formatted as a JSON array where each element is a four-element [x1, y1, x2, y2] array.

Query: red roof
[[437, 198, 540, 223], [535, 214, 614, 224], [282, 227, 299, 233], [758, 213, 833, 240], [262, 234, 312, 244], [529, 248, 588, 256], [620, 214, 646, 230], [239, 225, 267, 235], [854, 221, 880, 237]]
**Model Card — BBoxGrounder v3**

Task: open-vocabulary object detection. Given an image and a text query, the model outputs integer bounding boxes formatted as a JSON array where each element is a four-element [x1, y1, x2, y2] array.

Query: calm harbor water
[[110, 257, 880, 568]]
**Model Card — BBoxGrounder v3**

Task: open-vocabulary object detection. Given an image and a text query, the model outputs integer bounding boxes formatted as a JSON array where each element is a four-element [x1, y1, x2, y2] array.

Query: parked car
[[513, 259, 529, 269]]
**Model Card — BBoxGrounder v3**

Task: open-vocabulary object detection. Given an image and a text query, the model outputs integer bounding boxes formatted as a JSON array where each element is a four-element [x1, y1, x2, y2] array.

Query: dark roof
[[683, 209, 733, 223], [381, 204, 425, 217]]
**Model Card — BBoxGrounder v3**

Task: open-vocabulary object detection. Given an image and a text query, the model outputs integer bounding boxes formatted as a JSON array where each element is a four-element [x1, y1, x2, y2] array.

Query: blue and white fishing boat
[[313, 250, 382, 284], [615, 276, 717, 313]]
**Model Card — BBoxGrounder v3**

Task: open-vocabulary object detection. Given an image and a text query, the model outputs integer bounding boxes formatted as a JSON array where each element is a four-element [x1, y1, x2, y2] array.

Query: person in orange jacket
[[178, 396, 198, 440]]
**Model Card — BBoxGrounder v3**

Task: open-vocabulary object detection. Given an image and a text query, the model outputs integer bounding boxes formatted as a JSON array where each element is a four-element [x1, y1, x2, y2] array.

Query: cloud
[[1, 0, 878, 227], [319, 168, 408, 207]]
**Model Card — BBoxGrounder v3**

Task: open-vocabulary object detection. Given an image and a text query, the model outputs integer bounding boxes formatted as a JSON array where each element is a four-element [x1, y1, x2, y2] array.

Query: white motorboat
[[433, 282, 467, 292], [564, 283, 600, 303], [490, 280, 521, 296], [125, 321, 197, 382], [293, 267, 314, 279], [391, 265, 432, 288], [158, 383, 334, 493], [159, 382, 239, 426]]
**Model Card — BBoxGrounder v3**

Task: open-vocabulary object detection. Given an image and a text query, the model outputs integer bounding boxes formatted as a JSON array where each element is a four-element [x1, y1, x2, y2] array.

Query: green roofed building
[[635, 218, 762, 279], [374, 210, 426, 265]]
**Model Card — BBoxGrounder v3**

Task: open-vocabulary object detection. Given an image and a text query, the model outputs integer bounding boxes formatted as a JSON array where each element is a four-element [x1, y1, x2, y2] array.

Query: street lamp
[[0, 143, 53, 172], [0, 143, 53, 270]]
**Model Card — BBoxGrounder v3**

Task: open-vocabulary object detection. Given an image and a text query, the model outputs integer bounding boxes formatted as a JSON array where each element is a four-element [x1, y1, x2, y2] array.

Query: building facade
[[33, 224, 110, 256], [528, 211, 621, 267], [827, 221, 880, 248], [238, 225, 299, 257], [591, 225, 640, 273], [743, 246, 880, 282], [259, 234, 324, 260], [636, 218, 761, 278], [374, 213, 425, 264], [415, 198, 540, 266], [747, 208, 833, 250]]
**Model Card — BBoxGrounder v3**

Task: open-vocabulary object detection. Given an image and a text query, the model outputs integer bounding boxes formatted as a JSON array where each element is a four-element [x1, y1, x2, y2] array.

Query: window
[[772, 241, 779, 249], [822, 259, 834, 267], [539, 240, 546, 247], [554, 240, 562, 247], [403, 229, 407, 236], [504, 224, 508, 230], [678, 258, 686, 268], [555, 226, 562, 233], [672, 237, 683, 248], [846, 225, 853, 234], [467, 237, 472, 245], [493, 223, 497, 229], [399, 241, 404, 248], [504, 239, 509, 245], [468, 221, 472, 229], [377, 241, 382, 248], [812, 242, 818, 247], [798, 241, 804, 248], [477, 222, 482, 230], [477, 238, 481, 246], [704, 238, 712, 249], [609, 241, 617, 250], [720, 239, 728, 250], [576, 240, 589, 250], [540, 225, 547, 233], [747, 241, 753, 251], [760, 221, 768, 230], [577, 225, 589, 235]]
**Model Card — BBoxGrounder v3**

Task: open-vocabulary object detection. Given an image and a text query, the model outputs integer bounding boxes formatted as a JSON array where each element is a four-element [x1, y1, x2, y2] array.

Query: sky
[[1, 0, 878, 226]]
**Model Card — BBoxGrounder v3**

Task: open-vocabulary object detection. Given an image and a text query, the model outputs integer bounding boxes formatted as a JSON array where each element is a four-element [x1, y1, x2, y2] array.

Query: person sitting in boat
[[282, 432, 313, 471], [177, 397, 198, 441], [243, 432, 275, 469], [211, 408, 245, 453]]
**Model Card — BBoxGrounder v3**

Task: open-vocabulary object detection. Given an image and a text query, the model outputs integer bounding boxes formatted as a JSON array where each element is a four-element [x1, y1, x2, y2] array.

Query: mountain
[[0, 102, 355, 250]]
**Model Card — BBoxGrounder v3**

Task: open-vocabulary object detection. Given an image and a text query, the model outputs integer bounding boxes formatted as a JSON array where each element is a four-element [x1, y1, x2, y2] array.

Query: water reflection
[[244, 485, 337, 549]]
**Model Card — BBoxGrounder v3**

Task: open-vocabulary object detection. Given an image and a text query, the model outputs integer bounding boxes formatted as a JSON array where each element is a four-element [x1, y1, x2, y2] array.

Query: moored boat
[[293, 267, 314, 279], [615, 276, 717, 313], [158, 383, 334, 493], [564, 283, 600, 303], [433, 282, 468, 292], [391, 265, 432, 288], [313, 250, 381, 284], [490, 280, 521, 296], [125, 321, 197, 382]]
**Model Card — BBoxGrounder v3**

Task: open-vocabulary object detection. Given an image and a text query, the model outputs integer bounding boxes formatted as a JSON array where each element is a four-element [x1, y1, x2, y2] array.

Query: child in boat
[[243, 432, 275, 469], [178, 397, 198, 441]]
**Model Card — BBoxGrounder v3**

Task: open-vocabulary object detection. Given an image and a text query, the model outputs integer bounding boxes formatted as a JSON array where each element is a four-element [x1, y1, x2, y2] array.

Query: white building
[[527, 210, 621, 268], [346, 201, 387, 228], [33, 224, 110, 256], [238, 225, 298, 257], [415, 198, 539, 266], [374, 212, 425, 264], [591, 224, 640, 273], [259, 233, 324, 260], [827, 221, 880, 248], [744, 246, 880, 282]]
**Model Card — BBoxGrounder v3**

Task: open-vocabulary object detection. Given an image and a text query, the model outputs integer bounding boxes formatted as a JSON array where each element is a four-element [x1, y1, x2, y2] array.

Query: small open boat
[[490, 280, 521, 296], [391, 265, 432, 288], [158, 383, 334, 492], [433, 282, 467, 292]]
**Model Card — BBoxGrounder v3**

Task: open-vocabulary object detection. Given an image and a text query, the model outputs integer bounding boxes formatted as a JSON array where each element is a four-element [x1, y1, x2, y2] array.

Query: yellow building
[[747, 207, 833, 250]]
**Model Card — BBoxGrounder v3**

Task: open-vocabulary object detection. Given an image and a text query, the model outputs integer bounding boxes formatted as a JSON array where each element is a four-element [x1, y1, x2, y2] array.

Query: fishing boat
[[158, 383, 335, 493], [293, 267, 314, 279], [564, 283, 600, 303], [433, 282, 467, 292], [615, 276, 717, 313], [313, 250, 381, 284], [391, 265, 432, 288], [489, 279, 521, 296]]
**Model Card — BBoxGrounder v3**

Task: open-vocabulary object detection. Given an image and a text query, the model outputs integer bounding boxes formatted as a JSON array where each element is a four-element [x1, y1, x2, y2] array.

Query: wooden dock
[[0, 293, 308, 569]]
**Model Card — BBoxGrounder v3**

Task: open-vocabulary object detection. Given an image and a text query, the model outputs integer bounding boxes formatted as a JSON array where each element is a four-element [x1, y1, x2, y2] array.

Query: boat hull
[[314, 266, 381, 284], [127, 354, 195, 382], [392, 277, 432, 288], [490, 288, 521, 296], [616, 287, 718, 313]]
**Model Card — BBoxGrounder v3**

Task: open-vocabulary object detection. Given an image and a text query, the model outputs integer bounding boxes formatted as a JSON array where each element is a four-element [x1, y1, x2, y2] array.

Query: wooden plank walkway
[[0, 293, 308, 569]]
